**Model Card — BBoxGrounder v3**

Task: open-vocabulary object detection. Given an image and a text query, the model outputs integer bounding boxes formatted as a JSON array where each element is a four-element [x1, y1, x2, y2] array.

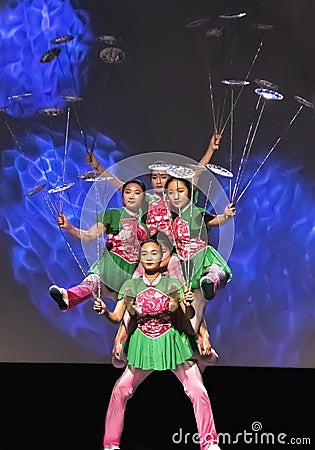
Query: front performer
[[94, 239, 221, 450]]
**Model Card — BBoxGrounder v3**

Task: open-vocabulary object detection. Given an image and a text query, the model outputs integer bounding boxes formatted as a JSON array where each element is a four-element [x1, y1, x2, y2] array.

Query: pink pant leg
[[66, 274, 100, 308], [66, 274, 118, 308], [172, 362, 218, 450], [103, 366, 152, 447]]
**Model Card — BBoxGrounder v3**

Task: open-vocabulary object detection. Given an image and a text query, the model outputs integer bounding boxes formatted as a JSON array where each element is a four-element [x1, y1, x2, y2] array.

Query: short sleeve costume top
[[143, 193, 174, 239], [88, 207, 148, 293], [119, 274, 197, 370], [171, 203, 232, 289]]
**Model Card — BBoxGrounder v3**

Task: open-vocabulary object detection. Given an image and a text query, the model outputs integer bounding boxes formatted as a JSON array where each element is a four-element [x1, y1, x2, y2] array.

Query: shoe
[[49, 285, 68, 311], [199, 348, 219, 366], [207, 444, 221, 450], [112, 354, 127, 369], [200, 277, 216, 300], [197, 348, 219, 374], [103, 446, 120, 450]]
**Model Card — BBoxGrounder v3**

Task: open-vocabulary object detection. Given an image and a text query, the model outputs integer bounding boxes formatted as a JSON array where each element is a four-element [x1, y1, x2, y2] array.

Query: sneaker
[[200, 277, 216, 300], [207, 444, 221, 450], [49, 285, 69, 311], [103, 446, 120, 450]]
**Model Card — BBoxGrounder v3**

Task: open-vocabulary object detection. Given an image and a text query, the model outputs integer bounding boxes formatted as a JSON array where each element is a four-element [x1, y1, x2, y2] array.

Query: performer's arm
[[180, 289, 195, 320], [191, 133, 222, 187], [112, 321, 129, 360], [198, 133, 222, 167], [86, 151, 123, 191], [198, 318, 212, 356], [207, 202, 236, 226], [57, 213, 106, 241], [93, 297, 126, 324]]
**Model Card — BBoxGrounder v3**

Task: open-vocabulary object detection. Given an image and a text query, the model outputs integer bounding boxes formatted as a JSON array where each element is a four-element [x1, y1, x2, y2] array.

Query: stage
[[1, 363, 313, 450]]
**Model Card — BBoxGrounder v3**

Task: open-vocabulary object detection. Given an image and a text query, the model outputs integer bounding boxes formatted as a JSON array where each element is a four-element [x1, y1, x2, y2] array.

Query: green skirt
[[123, 327, 197, 371], [87, 251, 137, 294], [185, 246, 232, 290]]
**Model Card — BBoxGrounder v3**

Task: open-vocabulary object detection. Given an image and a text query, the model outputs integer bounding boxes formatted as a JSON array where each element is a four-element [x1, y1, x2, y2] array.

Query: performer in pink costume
[[94, 240, 221, 450]]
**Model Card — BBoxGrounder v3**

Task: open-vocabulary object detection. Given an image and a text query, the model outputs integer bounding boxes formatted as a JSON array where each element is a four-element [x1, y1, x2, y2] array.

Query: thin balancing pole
[[219, 36, 267, 136], [235, 105, 304, 204], [17, 102, 51, 185], [90, 64, 114, 154], [44, 192, 88, 278], [231, 95, 264, 204], [208, 66, 218, 134], [72, 102, 90, 154], [60, 106, 71, 213], [160, 187, 187, 286], [186, 177, 196, 290], [65, 41, 79, 97], [229, 89, 234, 200], [231, 99, 266, 204], [189, 179, 213, 290]]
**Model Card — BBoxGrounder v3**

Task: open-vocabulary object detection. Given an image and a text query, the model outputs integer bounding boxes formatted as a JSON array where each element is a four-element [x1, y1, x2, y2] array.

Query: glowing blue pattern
[[0, 0, 94, 116], [1, 131, 124, 359], [0, 1, 314, 367], [204, 161, 315, 367], [1, 143, 315, 366]]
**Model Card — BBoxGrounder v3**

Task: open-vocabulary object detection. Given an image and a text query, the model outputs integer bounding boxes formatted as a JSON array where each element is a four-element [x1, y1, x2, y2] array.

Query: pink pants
[[66, 274, 118, 309], [103, 362, 218, 450]]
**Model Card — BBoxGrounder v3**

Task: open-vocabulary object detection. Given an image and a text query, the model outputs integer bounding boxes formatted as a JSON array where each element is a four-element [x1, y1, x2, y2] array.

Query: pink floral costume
[[55, 208, 148, 310]]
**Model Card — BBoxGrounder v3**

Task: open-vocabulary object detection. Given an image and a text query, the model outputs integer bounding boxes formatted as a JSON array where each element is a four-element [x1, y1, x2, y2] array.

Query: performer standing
[[94, 239, 221, 450], [111, 231, 219, 371]]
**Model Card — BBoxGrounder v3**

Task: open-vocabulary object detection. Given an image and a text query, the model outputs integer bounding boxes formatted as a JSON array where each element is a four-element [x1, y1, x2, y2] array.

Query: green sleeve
[[117, 279, 135, 301], [96, 208, 123, 234], [167, 277, 185, 301], [144, 192, 159, 204]]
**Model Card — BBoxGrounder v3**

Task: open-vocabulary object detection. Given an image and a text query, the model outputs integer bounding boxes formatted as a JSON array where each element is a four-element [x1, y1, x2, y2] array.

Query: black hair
[[164, 176, 194, 200], [122, 178, 147, 194], [150, 231, 175, 254]]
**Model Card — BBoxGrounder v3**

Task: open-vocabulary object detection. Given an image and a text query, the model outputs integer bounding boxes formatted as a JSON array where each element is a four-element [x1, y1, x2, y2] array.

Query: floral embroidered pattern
[[135, 287, 172, 338], [146, 197, 173, 238], [172, 216, 207, 260], [107, 218, 148, 263]]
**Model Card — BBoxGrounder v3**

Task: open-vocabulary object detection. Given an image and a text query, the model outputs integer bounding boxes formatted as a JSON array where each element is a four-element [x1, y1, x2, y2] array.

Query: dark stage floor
[[1, 363, 313, 450]]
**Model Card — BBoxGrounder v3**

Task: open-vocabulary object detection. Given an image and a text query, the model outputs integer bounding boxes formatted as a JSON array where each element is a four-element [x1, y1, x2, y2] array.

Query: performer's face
[[166, 179, 190, 209], [150, 171, 170, 193], [122, 183, 144, 212], [140, 242, 162, 273], [159, 242, 171, 270]]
